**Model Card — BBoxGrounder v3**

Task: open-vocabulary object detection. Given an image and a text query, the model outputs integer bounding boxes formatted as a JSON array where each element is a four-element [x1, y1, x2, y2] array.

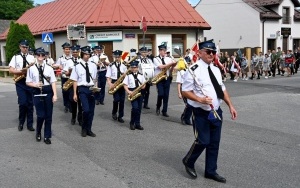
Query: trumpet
[[13, 61, 36, 82]]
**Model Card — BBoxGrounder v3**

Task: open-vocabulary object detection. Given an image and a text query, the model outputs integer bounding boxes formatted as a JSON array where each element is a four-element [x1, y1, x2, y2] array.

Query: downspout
[[262, 18, 266, 53]]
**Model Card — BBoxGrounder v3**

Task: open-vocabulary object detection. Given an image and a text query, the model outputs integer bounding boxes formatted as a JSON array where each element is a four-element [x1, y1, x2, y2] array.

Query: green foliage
[[0, 0, 34, 20], [5, 21, 35, 65]]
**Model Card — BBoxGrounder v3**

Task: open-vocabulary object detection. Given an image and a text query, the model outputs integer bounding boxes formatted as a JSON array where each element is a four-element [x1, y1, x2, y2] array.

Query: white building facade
[[195, 0, 300, 54]]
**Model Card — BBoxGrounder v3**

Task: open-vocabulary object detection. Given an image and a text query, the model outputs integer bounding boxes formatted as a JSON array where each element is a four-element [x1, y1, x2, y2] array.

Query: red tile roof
[[0, 0, 210, 39]]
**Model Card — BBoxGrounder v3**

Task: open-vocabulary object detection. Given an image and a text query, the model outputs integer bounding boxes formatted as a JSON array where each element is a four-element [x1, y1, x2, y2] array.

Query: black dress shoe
[[143, 106, 150, 109], [181, 114, 186, 125], [44, 138, 51, 145], [81, 129, 87, 137], [100, 102, 104, 105], [162, 112, 169, 117], [87, 131, 96, 137], [71, 119, 75, 125], [130, 123, 135, 130], [182, 159, 197, 178], [96, 101, 100, 105], [36, 133, 41, 142], [112, 114, 117, 120], [118, 118, 124, 123], [18, 124, 23, 131], [156, 108, 160, 116], [135, 125, 144, 130], [64, 107, 69, 113], [27, 127, 35, 131], [205, 173, 226, 183]]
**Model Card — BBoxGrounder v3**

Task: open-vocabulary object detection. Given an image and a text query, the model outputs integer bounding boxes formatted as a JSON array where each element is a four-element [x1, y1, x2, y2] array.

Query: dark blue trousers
[[112, 80, 125, 118], [95, 70, 106, 103], [156, 77, 171, 113], [182, 97, 193, 123], [129, 89, 143, 126], [32, 86, 53, 138], [183, 107, 223, 176], [15, 78, 33, 128], [141, 82, 151, 107], [78, 86, 95, 132], [69, 87, 82, 123], [61, 77, 70, 109]]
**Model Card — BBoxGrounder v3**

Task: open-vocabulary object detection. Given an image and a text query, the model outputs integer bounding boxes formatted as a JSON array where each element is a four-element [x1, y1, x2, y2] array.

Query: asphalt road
[[0, 74, 299, 188]]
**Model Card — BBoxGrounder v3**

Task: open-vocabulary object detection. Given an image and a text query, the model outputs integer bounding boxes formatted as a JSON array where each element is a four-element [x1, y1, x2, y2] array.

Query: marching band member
[[55, 42, 72, 113], [45, 51, 55, 66], [276, 47, 283, 75], [153, 44, 176, 117], [26, 47, 57, 144], [8, 39, 35, 132], [94, 46, 110, 105], [28, 47, 35, 56], [176, 56, 192, 125], [106, 50, 127, 123], [147, 48, 154, 62], [65, 45, 83, 125], [181, 40, 237, 182], [70, 46, 97, 137], [123, 61, 146, 130], [257, 52, 264, 79], [230, 54, 240, 82], [138, 47, 153, 109], [270, 49, 277, 77]]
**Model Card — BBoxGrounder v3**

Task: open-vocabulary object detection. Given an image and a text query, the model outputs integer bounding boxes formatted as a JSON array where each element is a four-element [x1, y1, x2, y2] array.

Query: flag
[[121, 52, 129, 61], [191, 42, 199, 62], [214, 44, 225, 72]]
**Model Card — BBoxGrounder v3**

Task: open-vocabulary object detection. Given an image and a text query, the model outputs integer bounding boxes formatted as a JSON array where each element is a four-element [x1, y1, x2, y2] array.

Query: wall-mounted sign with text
[[87, 31, 122, 41]]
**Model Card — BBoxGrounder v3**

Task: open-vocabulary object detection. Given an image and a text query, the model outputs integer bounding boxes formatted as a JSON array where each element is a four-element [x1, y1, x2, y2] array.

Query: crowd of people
[[216, 47, 300, 82]]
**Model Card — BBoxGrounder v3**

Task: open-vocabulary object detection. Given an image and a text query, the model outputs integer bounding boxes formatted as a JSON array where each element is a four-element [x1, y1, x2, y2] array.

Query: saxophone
[[13, 62, 36, 82], [151, 63, 174, 85], [124, 56, 138, 67], [127, 80, 148, 101], [108, 68, 131, 95], [62, 79, 74, 91]]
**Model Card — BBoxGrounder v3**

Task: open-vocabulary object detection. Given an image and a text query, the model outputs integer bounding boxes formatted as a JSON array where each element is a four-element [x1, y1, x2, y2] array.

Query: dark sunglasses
[[203, 49, 217, 55], [21, 46, 29, 49], [36, 53, 45, 57]]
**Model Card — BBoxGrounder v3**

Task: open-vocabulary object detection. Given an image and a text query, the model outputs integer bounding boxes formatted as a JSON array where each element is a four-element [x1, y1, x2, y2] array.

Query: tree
[[5, 21, 35, 64], [0, 0, 34, 20]]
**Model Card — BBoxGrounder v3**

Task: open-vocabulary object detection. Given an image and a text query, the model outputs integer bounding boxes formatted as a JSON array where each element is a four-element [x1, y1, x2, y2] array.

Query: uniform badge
[[190, 64, 198, 71]]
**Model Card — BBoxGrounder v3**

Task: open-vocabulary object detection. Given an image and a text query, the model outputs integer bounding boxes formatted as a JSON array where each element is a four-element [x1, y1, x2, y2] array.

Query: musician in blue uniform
[[92, 45, 110, 105], [65, 45, 83, 125], [181, 40, 237, 183], [26, 47, 57, 144], [8, 39, 35, 132], [123, 61, 146, 130], [106, 50, 127, 123], [55, 42, 72, 113], [138, 47, 153, 109], [70, 46, 97, 137], [153, 44, 176, 117]]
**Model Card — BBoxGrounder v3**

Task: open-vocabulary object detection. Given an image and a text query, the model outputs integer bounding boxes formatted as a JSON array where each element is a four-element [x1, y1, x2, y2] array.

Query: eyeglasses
[[36, 53, 45, 57], [202, 49, 216, 55], [21, 46, 29, 49]]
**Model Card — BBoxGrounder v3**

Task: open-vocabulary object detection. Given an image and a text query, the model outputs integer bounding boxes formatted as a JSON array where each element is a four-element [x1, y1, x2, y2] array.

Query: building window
[[282, 7, 290, 24], [267, 39, 276, 51], [138, 34, 155, 54], [172, 34, 186, 58]]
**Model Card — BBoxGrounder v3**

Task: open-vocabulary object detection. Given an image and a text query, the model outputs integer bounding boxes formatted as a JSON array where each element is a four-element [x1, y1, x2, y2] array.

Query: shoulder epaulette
[[190, 64, 198, 71]]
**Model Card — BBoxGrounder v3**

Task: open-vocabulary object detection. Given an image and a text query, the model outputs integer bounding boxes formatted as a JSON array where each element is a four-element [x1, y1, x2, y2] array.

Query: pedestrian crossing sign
[[42, 33, 54, 44]]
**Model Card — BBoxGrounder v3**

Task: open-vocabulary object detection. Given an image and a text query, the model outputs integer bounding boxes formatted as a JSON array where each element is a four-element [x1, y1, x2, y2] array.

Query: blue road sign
[[42, 33, 54, 44]]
